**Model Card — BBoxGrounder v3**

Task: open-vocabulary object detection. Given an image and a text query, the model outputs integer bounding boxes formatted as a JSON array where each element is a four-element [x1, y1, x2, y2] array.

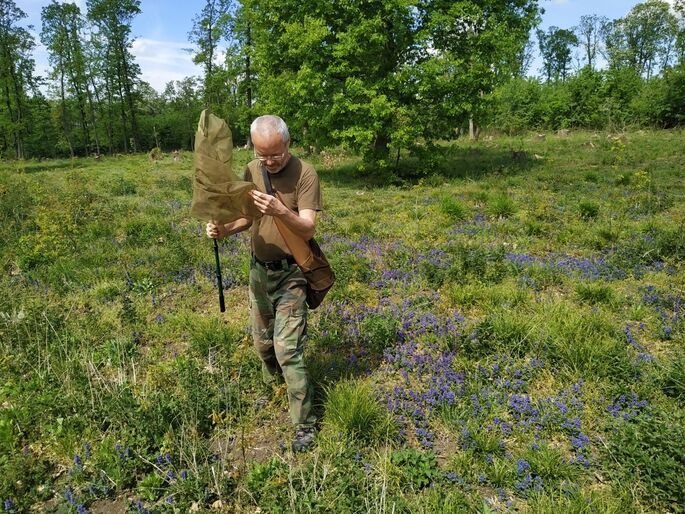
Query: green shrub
[[541, 304, 632, 378], [323, 381, 395, 444], [578, 200, 599, 219], [245, 457, 288, 502], [360, 312, 398, 353], [470, 309, 537, 357], [488, 194, 517, 218], [523, 443, 582, 483], [391, 448, 440, 490], [574, 282, 615, 305], [439, 195, 469, 220], [584, 172, 599, 183]]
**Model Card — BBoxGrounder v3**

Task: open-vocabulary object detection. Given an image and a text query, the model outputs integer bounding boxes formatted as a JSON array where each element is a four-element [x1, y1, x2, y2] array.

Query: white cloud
[[131, 38, 202, 91]]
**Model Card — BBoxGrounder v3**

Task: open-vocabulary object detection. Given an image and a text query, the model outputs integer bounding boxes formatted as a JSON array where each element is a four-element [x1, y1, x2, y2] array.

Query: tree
[[514, 37, 536, 78], [574, 14, 609, 69], [87, 0, 142, 152], [248, 0, 540, 161], [537, 26, 579, 81], [604, 0, 679, 78], [41, 1, 96, 156], [158, 77, 203, 149], [673, 0, 685, 64], [222, 0, 256, 146], [419, 1, 541, 141], [0, 0, 37, 158], [188, 0, 231, 109]]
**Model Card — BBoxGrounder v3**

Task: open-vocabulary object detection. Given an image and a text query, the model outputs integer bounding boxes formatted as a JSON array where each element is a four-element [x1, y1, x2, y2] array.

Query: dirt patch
[[90, 495, 128, 514], [211, 408, 291, 469]]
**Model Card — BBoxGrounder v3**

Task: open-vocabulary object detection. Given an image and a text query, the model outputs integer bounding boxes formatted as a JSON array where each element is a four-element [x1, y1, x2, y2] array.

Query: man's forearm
[[276, 209, 315, 241]]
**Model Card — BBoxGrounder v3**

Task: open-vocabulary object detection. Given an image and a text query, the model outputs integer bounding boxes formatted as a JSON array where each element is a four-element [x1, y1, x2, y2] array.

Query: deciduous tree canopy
[[1, 0, 684, 160]]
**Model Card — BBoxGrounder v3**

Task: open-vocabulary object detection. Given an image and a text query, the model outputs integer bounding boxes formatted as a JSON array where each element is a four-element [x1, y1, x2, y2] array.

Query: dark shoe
[[291, 426, 316, 452]]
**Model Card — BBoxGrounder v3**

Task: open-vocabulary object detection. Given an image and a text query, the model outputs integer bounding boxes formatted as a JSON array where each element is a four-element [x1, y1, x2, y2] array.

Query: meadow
[[0, 130, 684, 513]]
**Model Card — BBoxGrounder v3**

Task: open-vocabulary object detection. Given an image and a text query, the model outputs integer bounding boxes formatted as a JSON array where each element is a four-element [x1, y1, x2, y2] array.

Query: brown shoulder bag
[[258, 165, 335, 309]]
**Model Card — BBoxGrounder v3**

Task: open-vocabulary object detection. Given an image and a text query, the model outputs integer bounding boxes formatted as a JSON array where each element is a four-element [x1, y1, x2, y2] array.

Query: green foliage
[[541, 304, 631, 378], [249, 0, 539, 161], [657, 352, 685, 401], [443, 243, 508, 286], [245, 457, 288, 502], [660, 63, 685, 127], [527, 485, 631, 513], [537, 26, 579, 82], [323, 381, 395, 444], [187, 315, 242, 357], [574, 282, 615, 305], [490, 77, 543, 133], [471, 309, 537, 357], [328, 252, 373, 285], [578, 200, 599, 219], [603, 408, 685, 512], [523, 443, 581, 483], [1, 133, 684, 511], [391, 448, 440, 490], [487, 194, 517, 218], [439, 195, 469, 221], [359, 312, 398, 353]]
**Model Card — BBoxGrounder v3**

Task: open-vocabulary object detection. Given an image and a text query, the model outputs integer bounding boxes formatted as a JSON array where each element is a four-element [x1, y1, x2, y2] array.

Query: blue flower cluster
[[382, 306, 467, 447], [64, 487, 88, 514], [506, 252, 627, 281], [641, 285, 682, 340], [606, 393, 648, 420], [623, 324, 653, 363]]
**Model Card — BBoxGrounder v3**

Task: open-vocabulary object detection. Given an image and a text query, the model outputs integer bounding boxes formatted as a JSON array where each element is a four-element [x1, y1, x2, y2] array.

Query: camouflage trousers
[[249, 257, 316, 427]]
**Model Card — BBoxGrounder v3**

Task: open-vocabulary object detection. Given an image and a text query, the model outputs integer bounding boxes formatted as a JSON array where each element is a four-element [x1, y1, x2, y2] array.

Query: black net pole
[[213, 238, 225, 312]]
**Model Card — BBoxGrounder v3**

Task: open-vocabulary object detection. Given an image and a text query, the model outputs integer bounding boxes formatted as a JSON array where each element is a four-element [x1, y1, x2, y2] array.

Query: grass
[[0, 129, 684, 512]]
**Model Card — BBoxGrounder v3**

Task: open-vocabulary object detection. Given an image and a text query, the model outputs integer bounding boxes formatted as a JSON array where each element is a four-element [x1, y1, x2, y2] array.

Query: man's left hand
[[250, 190, 287, 217]]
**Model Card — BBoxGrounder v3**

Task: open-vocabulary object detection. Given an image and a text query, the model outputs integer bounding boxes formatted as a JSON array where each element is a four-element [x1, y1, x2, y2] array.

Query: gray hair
[[250, 115, 290, 143]]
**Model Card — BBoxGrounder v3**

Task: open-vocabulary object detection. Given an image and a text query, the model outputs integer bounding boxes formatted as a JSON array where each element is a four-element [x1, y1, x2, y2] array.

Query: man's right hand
[[206, 222, 224, 239]]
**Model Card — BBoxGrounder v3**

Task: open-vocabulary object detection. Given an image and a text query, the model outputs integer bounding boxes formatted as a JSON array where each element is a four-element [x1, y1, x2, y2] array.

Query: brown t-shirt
[[245, 156, 322, 261]]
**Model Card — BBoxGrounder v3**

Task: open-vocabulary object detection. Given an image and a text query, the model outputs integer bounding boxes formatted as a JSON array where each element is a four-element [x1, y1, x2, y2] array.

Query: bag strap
[[261, 166, 274, 196], [260, 165, 315, 271]]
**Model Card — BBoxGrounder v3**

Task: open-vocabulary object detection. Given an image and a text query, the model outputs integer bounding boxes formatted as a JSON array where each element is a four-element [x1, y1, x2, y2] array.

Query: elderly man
[[206, 115, 321, 452]]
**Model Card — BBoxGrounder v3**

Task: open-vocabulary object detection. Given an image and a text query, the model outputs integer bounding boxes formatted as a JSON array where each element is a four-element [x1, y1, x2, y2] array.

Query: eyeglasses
[[254, 151, 286, 163]]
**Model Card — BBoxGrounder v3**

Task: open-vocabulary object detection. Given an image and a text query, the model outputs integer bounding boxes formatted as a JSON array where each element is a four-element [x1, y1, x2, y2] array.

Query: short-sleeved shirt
[[245, 156, 322, 261]]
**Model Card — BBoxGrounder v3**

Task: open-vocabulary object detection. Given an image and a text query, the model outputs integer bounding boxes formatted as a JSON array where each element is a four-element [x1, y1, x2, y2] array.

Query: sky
[[19, 0, 674, 93]]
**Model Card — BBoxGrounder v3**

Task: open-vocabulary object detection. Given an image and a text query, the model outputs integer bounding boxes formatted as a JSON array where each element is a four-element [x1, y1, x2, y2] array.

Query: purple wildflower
[[516, 459, 531, 474], [571, 433, 590, 450]]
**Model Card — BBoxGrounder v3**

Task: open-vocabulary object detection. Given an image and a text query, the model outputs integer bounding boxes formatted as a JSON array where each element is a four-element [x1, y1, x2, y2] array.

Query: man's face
[[253, 131, 290, 173]]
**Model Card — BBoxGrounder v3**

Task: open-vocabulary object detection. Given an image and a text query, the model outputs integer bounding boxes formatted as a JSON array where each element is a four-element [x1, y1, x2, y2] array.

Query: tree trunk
[[372, 133, 389, 159], [469, 117, 480, 141]]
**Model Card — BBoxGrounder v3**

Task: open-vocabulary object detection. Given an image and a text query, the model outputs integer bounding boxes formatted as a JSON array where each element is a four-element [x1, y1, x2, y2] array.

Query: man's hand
[[249, 190, 288, 217], [206, 222, 225, 239], [206, 218, 253, 239]]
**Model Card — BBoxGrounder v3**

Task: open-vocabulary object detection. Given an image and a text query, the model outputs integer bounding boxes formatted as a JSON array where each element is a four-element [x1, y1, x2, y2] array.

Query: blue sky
[[20, 0, 667, 92]]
